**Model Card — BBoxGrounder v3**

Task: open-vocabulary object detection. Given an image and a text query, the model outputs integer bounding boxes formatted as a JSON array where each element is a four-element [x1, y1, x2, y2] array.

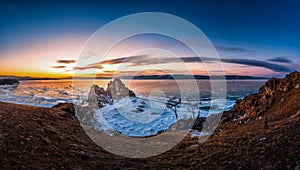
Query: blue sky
[[0, 0, 299, 77]]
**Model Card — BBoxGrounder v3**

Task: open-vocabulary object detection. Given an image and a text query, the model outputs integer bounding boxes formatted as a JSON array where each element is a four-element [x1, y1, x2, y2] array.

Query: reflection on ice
[[0, 79, 265, 137]]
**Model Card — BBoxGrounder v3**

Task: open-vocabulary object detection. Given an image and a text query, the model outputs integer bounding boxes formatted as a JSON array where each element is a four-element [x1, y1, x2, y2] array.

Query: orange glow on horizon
[[0, 35, 87, 78], [0, 34, 280, 79]]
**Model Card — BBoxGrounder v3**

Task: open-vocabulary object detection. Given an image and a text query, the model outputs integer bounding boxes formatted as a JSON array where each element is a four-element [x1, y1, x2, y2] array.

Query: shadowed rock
[[87, 84, 109, 106], [0, 79, 19, 85], [87, 78, 135, 107], [192, 117, 206, 131], [106, 78, 136, 99], [52, 103, 75, 117], [222, 71, 300, 124]]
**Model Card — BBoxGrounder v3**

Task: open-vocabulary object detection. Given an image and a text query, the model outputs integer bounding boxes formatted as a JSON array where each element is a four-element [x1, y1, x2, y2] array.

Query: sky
[[0, 0, 299, 78]]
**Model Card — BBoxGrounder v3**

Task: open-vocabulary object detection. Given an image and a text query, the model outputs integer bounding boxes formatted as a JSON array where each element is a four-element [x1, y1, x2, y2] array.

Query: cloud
[[103, 70, 116, 74], [221, 58, 292, 72], [267, 57, 292, 63], [215, 46, 251, 52], [56, 59, 76, 64], [98, 55, 210, 66], [94, 69, 181, 78], [81, 51, 98, 59], [73, 63, 103, 70], [74, 54, 293, 73], [51, 66, 66, 69], [100, 55, 150, 65]]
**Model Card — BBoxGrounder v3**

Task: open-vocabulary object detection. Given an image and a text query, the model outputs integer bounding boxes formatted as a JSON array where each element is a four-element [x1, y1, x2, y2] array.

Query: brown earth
[[0, 72, 300, 169]]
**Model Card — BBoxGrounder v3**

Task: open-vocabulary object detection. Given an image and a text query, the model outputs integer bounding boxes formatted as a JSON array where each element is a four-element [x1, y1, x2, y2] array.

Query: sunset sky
[[0, 1, 299, 78]]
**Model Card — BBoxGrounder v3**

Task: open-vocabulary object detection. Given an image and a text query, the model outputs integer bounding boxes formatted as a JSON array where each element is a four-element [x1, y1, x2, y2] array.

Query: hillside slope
[[222, 71, 300, 125], [0, 72, 299, 169]]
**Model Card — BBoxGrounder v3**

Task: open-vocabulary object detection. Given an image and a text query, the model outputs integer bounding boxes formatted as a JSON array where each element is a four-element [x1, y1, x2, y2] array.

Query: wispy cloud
[[97, 55, 214, 66], [75, 54, 293, 73], [100, 55, 150, 65], [73, 63, 103, 70], [96, 69, 179, 77], [267, 57, 292, 63], [215, 46, 251, 52], [51, 66, 66, 69], [81, 51, 98, 59], [221, 58, 292, 72], [56, 59, 76, 64]]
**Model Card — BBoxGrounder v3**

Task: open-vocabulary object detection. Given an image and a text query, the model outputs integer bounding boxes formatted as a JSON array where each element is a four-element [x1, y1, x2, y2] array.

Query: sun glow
[[0, 35, 86, 78]]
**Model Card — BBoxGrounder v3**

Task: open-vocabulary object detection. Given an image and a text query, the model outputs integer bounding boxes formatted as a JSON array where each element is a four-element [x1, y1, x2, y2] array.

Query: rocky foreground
[[0, 72, 300, 169], [0, 79, 19, 85]]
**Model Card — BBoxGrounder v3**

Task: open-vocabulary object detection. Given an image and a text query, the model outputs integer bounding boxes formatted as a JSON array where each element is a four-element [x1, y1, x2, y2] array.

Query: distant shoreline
[[1, 74, 269, 81]]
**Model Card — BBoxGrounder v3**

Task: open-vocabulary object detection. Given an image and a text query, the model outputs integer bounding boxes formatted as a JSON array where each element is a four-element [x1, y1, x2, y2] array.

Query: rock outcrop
[[222, 71, 300, 124], [192, 117, 206, 130], [87, 78, 135, 107], [106, 78, 136, 99], [0, 79, 19, 85], [52, 103, 76, 117], [87, 84, 111, 107]]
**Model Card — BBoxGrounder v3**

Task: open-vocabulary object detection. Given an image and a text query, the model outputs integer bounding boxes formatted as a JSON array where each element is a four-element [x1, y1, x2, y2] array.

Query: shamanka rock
[[87, 78, 135, 107], [106, 78, 136, 99]]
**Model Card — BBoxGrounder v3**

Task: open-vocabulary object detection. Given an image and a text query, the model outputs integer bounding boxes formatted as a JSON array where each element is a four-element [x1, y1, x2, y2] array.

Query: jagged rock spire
[[106, 78, 136, 99], [87, 78, 135, 107]]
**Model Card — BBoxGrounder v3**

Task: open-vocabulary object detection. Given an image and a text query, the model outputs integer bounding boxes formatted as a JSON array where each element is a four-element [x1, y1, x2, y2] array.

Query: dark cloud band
[[51, 66, 66, 69], [75, 55, 293, 73], [56, 60, 76, 64], [267, 57, 292, 63]]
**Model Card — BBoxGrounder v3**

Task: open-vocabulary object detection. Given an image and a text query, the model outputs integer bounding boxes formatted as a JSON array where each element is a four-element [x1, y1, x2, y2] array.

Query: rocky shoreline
[[0, 79, 19, 85], [0, 72, 299, 169], [84, 78, 205, 137], [222, 71, 300, 125]]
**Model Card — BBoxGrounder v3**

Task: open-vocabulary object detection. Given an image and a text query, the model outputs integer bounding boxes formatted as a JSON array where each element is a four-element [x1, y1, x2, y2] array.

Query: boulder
[[192, 117, 206, 131], [52, 103, 75, 117]]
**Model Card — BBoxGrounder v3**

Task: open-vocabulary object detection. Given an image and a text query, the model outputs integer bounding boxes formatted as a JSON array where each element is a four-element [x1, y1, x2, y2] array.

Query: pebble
[[259, 137, 266, 141]]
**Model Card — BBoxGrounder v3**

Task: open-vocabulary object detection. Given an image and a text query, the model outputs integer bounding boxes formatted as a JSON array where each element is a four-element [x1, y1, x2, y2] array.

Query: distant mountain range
[[0, 74, 268, 80], [124, 74, 268, 80], [0, 76, 59, 80]]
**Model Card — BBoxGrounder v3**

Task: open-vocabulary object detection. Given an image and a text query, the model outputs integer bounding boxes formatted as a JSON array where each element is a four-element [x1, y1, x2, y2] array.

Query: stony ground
[[0, 100, 299, 169], [0, 72, 300, 169]]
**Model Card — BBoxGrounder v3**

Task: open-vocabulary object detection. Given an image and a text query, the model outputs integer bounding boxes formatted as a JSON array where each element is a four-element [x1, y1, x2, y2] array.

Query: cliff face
[[222, 72, 300, 124], [87, 78, 136, 107], [106, 78, 136, 99]]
